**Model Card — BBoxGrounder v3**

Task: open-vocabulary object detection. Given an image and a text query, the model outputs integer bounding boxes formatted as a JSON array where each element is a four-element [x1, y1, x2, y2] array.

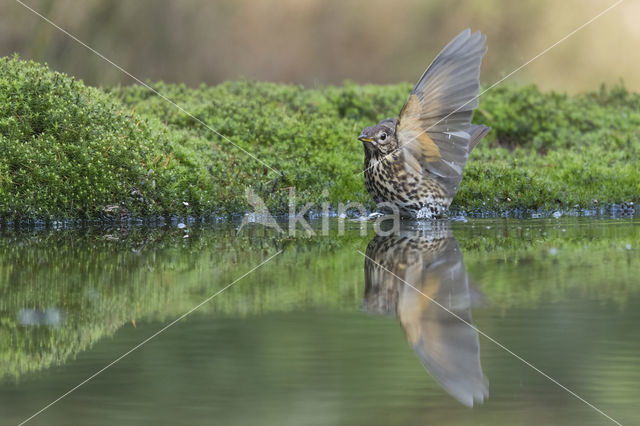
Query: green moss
[[463, 85, 640, 213], [0, 56, 197, 220], [1, 56, 639, 221]]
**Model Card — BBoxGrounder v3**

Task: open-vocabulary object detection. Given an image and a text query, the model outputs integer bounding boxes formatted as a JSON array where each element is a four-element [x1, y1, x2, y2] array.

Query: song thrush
[[358, 29, 490, 219]]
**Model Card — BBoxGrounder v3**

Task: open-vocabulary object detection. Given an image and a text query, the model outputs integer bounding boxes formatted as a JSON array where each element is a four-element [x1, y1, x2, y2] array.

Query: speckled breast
[[364, 153, 451, 219]]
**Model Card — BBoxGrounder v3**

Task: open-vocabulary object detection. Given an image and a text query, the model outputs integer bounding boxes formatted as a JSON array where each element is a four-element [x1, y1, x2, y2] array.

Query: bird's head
[[358, 118, 397, 155]]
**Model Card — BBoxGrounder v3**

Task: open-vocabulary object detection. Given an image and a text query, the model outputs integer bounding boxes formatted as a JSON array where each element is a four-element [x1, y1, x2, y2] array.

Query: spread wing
[[396, 29, 488, 196]]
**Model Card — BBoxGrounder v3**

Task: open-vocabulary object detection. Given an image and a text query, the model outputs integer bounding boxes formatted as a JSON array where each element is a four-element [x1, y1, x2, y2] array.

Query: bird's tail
[[466, 124, 491, 153]]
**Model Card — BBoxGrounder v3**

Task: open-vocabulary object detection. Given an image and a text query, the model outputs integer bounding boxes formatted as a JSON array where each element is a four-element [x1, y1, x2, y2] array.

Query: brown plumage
[[359, 29, 490, 218], [363, 226, 488, 406]]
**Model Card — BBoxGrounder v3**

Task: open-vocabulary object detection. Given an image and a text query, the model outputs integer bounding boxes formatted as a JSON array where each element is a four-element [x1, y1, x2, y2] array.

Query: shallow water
[[1, 218, 639, 425]]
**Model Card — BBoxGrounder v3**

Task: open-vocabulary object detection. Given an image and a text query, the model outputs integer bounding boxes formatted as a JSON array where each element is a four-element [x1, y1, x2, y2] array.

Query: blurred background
[[1, 0, 637, 93]]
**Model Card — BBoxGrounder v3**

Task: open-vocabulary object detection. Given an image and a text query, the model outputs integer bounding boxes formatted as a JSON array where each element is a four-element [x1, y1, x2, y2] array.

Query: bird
[[358, 29, 490, 219], [363, 225, 488, 407]]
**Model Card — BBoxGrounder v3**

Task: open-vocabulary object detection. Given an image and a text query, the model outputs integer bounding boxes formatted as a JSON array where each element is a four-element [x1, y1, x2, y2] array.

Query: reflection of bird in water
[[363, 225, 488, 407]]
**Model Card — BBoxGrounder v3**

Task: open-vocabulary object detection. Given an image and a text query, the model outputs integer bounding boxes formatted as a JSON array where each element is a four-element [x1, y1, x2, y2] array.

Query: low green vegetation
[[1, 56, 638, 221]]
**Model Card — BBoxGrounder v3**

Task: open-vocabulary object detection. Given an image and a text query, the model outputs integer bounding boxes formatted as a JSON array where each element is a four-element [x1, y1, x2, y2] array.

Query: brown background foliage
[[1, 0, 637, 92]]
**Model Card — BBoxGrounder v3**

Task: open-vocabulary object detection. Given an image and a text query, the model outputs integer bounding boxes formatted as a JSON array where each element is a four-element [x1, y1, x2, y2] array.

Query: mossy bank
[[1, 56, 638, 222]]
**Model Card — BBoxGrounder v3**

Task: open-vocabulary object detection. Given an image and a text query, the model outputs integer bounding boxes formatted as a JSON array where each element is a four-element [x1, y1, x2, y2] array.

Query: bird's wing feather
[[395, 29, 488, 195]]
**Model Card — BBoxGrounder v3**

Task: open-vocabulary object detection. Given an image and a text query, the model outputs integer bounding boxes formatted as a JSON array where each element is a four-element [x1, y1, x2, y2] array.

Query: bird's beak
[[358, 134, 373, 143]]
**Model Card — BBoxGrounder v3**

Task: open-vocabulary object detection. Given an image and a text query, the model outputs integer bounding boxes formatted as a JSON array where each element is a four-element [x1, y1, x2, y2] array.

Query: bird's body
[[359, 30, 490, 218], [363, 129, 450, 218]]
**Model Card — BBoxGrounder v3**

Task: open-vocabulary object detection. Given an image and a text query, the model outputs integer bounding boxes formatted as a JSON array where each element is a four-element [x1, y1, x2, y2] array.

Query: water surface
[[1, 218, 638, 425]]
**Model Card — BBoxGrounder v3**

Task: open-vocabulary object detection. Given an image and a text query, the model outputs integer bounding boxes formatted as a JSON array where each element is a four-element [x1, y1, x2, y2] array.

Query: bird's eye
[[380, 133, 387, 141]]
